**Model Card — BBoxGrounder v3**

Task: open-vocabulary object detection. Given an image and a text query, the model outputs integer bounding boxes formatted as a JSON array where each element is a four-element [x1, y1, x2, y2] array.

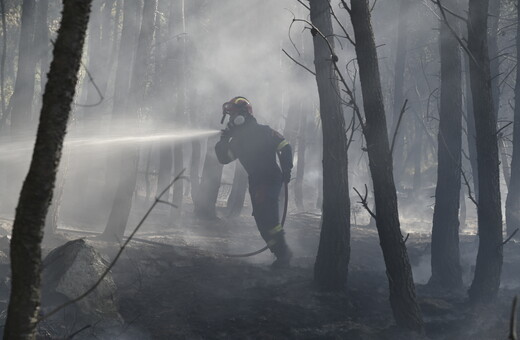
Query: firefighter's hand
[[220, 127, 232, 141], [282, 170, 291, 184]]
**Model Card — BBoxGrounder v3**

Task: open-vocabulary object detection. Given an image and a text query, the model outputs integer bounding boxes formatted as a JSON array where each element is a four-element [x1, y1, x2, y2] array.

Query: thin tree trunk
[[226, 162, 248, 217], [464, 53, 479, 198], [467, 0, 503, 303], [350, 0, 424, 331], [429, 6, 463, 289], [0, 0, 6, 119], [103, 0, 156, 241], [35, 0, 49, 98], [9, 0, 37, 133], [309, 0, 351, 292], [505, 3, 520, 239], [4, 1, 92, 337], [295, 105, 307, 210], [391, 0, 411, 188], [194, 136, 223, 220]]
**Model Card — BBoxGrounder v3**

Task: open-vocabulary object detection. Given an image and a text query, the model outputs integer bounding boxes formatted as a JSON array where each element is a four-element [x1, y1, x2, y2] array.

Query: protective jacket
[[215, 116, 293, 185]]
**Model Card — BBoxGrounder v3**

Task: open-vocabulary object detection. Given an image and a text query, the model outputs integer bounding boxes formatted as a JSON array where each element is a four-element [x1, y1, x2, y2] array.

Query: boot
[[270, 235, 292, 269]]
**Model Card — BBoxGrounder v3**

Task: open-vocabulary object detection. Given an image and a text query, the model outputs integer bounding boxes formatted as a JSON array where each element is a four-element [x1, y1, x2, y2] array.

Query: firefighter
[[215, 96, 293, 268]]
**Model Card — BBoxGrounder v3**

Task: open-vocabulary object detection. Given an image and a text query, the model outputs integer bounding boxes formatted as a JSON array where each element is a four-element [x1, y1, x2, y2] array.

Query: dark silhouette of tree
[[194, 136, 224, 220], [505, 1, 520, 241], [309, 0, 351, 291], [429, 0, 464, 289], [466, 0, 503, 303], [102, 0, 157, 241], [3, 0, 92, 337], [349, 0, 424, 332], [9, 0, 37, 134], [226, 162, 248, 217]]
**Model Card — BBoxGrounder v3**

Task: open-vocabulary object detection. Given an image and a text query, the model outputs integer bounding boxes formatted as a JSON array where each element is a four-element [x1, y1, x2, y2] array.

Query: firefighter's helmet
[[223, 96, 252, 116]]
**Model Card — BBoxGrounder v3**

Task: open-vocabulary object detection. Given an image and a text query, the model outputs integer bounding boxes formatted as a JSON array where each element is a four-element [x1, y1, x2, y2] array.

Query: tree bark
[[309, 0, 351, 292], [429, 5, 463, 289], [505, 3, 520, 239], [350, 0, 424, 332], [467, 0, 503, 303], [226, 162, 248, 217], [3, 1, 92, 337]]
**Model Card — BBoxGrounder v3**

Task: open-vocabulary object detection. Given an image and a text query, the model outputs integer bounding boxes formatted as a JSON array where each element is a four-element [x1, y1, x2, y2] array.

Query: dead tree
[[3, 0, 92, 337], [391, 0, 412, 188], [309, 0, 351, 291], [102, 0, 157, 241], [467, 0, 503, 303], [294, 107, 308, 210], [505, 2, 520, 240], [226, 162, 248, 217], [194, 136, 224, 220], [349, 0, 424, 331], [429, 0, 463, 289], [9, 0, 37, 134]]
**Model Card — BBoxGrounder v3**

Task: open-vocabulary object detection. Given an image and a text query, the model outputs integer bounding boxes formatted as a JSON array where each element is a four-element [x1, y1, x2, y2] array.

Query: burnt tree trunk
[[3, 1, 92, 337], [309, 0, 351, 291], [464, 53, 479, 199], [294, 105, 307, 210], [429, 4, 463, 289], [194, 137, 224, 220], [350, 0, 424, 332], [467, 0, 503, 303], [102, 0, 156, 241], [226, 162, 248, 217], [9, 0, 37, 133], [391, 0, 412, 188], [505, 5, 520, 239]]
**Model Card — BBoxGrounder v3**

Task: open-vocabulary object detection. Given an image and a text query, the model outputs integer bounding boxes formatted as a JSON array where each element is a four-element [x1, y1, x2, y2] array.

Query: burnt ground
[[1, 201, 520, 339]]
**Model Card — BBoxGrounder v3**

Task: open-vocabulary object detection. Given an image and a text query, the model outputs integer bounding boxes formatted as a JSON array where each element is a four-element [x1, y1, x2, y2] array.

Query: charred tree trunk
[[3, 1, 91, 337], [391, 0, 411, 188], [429, 6, 463, 289], [505, 5, 520, 240], [226, 162, 248, 217], [294, 106, 307, 210], [467, 0, 503, 303], [464, 53, 479, 199], [35, 0, 49, 97], [309, 0, 350, 292], [102, 0, 156, 241], [9, 0, 37, 133], [194, 137, 223, 220], [350, 0, 424, 332]]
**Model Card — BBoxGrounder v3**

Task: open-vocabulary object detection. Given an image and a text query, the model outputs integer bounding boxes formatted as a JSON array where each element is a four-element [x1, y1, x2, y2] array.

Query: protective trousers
[[249, 182, 289, 258]]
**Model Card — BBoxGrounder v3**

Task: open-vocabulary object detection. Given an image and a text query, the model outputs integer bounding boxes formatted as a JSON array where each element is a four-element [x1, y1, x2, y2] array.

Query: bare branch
[[502, 228, 519, 246], [329, 2, 355, 46], [38, 169, 187, 323], [282, 48, 316, 76], [295, 0, 310, 11], [461, 169, 478, 207], [391, 99, 408, 155], [353, 184, 377, 220]]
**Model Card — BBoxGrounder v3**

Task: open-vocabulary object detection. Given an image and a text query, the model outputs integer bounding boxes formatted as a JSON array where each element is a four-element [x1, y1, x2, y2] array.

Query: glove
[[282, 170, 291, 184], [220, 127, 232, 141]]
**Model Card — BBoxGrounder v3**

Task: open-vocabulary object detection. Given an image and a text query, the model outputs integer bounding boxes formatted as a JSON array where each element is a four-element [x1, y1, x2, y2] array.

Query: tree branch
[[37, 169, 186, 323], [353, 184, 376, 220], [282, 48, 316, 76], [391, 99, 408, 155]]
